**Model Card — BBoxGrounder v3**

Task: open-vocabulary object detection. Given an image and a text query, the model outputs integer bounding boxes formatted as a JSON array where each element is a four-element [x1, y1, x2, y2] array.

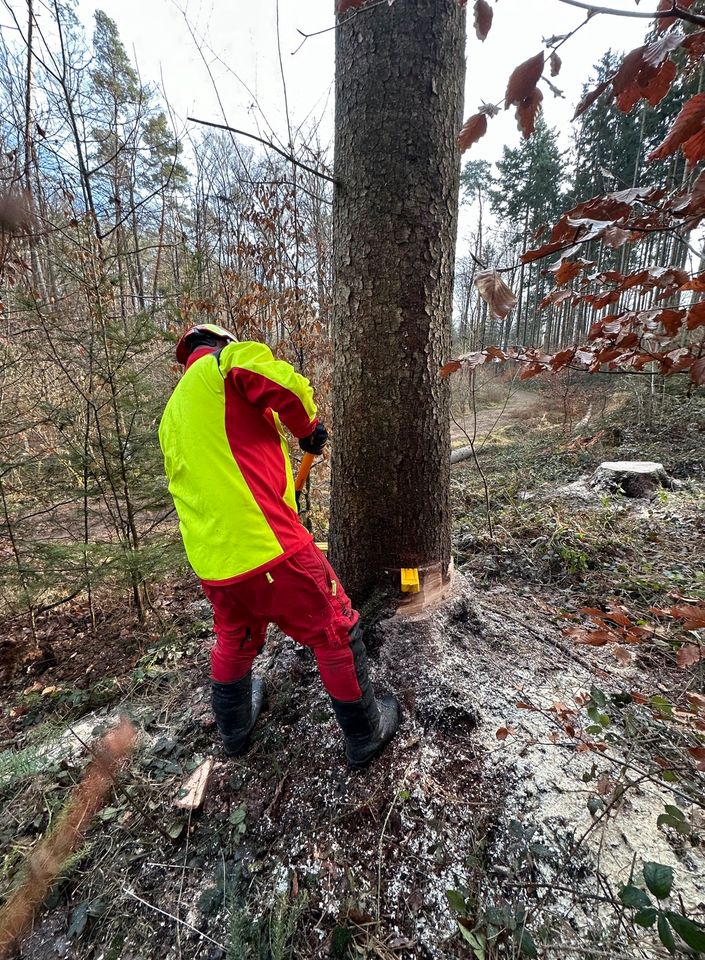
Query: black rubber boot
[[211, 673, 265, 757], [329, 629, 401, 769]]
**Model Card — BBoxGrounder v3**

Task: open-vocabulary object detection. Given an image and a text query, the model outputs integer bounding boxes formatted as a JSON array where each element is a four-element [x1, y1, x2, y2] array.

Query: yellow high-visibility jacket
[[159, 341, 317, 584]]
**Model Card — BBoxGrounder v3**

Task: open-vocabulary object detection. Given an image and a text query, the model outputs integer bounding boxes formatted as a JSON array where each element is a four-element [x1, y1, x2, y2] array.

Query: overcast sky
[[64, 0, 649, 165], [1, 0, 655, 250]]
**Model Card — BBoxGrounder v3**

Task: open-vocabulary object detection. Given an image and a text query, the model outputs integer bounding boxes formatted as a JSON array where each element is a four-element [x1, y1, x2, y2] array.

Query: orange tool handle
[[295, 452, 316, 493]]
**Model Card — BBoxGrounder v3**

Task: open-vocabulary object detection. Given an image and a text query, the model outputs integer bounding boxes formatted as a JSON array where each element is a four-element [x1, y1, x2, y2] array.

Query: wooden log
[[451, 445, 474, 465], [174, 758, 214, 811]]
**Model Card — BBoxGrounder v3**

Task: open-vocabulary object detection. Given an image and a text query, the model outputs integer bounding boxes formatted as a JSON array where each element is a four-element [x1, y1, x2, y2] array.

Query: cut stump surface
[[591, 460, 676, 498]]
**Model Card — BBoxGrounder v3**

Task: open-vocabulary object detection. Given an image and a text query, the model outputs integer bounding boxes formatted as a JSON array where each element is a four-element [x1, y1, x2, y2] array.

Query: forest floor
[[1, 377, 704, 960]]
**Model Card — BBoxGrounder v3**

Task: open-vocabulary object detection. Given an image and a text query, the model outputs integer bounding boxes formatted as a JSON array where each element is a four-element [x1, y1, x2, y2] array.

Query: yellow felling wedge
[[401, 568, 420, 593]]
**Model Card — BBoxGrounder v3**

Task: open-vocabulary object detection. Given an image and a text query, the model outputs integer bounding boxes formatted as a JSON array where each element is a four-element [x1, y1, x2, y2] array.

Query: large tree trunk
[[329, 0, 466, 600]]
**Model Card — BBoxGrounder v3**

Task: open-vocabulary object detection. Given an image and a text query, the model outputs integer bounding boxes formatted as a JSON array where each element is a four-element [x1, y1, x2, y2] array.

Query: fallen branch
[[122, 888, 226, 950], [451, 445, 475, 465]]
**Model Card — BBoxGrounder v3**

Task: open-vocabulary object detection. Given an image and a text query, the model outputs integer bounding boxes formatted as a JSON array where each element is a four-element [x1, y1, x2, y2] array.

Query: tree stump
[[590, 461, 674, 498]]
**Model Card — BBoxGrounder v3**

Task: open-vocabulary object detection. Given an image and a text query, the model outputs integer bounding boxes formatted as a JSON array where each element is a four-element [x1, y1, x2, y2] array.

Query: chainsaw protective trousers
[[202, 541, 363, 702]]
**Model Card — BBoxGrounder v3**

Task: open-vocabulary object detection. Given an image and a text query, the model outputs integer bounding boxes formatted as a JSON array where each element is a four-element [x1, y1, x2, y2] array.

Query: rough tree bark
[[329, 0, 466, 600]]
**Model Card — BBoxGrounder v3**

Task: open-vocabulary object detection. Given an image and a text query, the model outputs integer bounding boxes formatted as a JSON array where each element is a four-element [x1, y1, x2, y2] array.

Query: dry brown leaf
[[457, 112, 488, 153], [603, 225, 632, 249], [505, 52, 545, 109], [550, 51, 562, 77], [520, 361, 545, 380], [643, 58, 678, 109], [553, 258, 594, 285], [683, 126, 705, 167], [439, 360, 462, 379], [573, 80, 611, 121], [473, 0, 493, 41], [690, 356, 705, 385], [522, 239, 571, 264], [475, 270, 518, 319], [516, 87, 543, 139], [682, 28, 705, 60], [613, 647, 634, 666], [649, 92, 705, 162], [687, 301, 705, 330], [612, 46, 645, 103]]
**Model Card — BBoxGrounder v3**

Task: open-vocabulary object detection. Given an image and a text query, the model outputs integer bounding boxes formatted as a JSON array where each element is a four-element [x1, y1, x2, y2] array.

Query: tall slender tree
[[329, 0, 466, 600]]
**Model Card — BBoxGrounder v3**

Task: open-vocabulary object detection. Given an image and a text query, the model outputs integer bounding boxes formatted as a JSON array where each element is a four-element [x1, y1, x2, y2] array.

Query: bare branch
[[186, 116, 339, 185], [556, 0, 705, 27]]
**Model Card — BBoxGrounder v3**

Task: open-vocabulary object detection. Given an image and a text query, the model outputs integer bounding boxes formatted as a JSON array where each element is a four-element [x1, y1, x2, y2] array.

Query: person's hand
[[299, 422, 328, 455]]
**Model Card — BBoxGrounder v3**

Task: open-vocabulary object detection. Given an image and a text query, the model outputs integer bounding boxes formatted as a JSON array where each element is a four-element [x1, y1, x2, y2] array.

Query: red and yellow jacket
[[159, 341, 317, 584]]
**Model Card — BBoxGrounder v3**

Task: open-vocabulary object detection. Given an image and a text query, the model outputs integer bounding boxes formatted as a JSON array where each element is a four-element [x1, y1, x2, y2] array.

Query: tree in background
[[449, 1, 705, 393], [0, 5, 334, 634], [489, 116, 566, 344]]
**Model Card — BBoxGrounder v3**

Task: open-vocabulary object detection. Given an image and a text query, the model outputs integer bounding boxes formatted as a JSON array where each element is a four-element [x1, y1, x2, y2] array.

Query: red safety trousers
[[202, 541, 362, 702]]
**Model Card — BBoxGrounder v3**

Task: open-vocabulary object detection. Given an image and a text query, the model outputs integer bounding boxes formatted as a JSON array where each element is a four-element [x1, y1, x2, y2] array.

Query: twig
[[292, 0, 389, 55], [504, 880, 615, 904], [187, 117, 339, 185], [450, 370, 495, 540], [122, 888, 226, 950], [556, 0, 705, 26]]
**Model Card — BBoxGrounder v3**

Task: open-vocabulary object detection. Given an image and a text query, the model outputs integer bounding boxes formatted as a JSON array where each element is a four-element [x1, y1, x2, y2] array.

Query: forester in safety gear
[[159, 323, 400, 768]]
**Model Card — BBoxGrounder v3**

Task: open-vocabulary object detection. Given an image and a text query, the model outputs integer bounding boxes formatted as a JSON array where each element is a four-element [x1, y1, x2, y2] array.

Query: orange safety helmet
[[175, 323, 237, 366]]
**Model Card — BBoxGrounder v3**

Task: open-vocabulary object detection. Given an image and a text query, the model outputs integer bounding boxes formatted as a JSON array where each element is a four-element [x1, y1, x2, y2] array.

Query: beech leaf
[[683, 127, 705, 168], [691, 356, 705, 386], [474, 270, 518, 320], [516, 88, 543, 139], [687, 301, 705, 330], [473, 0, 493, 41], [505, 52, 545, 110], [649, 93, 705, 162], [550, 51, 562, 77], [440, 360, 462, 379], [573, 80, 611, 121], [677, 644, 704, 668], [457, 112, 488, 153]]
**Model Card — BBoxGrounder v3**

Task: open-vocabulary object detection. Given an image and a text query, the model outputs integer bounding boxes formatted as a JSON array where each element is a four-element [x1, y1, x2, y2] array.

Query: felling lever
[[295, 452, 316, 509], [401, 568, 420, 593]]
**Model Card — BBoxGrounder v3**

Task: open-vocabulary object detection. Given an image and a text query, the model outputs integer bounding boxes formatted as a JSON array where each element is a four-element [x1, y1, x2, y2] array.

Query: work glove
[[299, 422, 328, 455]]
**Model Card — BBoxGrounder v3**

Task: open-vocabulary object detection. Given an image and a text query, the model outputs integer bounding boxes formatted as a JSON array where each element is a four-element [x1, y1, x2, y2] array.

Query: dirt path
[[451, 387, 544, 443]]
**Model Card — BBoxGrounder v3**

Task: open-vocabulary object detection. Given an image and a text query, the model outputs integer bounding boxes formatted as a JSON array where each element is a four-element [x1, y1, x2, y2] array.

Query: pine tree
[[490, 116, 565, 242], [488, 117, 565, 344]]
